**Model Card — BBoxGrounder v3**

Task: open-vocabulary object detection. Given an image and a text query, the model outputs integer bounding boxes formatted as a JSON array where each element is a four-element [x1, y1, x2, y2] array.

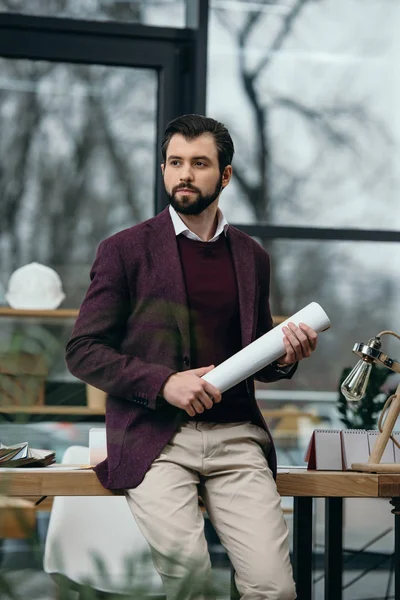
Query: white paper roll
[[202, 302, 330, 393]]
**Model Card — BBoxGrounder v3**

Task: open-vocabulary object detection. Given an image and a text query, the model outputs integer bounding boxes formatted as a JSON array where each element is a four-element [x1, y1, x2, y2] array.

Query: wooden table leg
[[293, 497, 313, 600], [325, 497, 343, 600]]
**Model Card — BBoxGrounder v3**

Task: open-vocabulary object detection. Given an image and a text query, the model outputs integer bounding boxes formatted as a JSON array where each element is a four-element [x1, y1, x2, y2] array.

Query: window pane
[[208, 0, 400, 230], [253, 237, 400, 467], [0, 0, 186, 27], [0, 58, 157, 308], [254, 238, 400, 392]]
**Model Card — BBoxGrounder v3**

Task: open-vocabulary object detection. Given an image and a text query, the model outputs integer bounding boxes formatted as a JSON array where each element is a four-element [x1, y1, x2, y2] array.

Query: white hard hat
[[5, 262, 66, 310]]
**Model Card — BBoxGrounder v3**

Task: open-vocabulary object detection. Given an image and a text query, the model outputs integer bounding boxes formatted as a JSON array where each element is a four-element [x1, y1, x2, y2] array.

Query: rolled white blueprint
[[202, 302, 330, 393]]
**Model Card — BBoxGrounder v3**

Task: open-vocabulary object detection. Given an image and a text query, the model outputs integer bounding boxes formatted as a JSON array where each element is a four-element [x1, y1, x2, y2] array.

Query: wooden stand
[[352, 382, 400, 473]]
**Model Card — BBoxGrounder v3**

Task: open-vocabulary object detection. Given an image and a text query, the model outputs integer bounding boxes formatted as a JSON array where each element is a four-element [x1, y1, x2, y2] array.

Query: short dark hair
[[161, 114, 234, 173]]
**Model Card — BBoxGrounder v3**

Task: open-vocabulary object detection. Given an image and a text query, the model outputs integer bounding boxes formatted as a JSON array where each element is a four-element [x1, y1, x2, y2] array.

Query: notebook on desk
[[306, 428, 400, 471], [367, 430, 395, 464], [305, 429, 342, 470], [341, 430, 370, 470]]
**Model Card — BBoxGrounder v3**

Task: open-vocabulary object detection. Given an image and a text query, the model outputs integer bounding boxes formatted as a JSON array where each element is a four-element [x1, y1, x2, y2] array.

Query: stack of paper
[[0, 442, 55, 468]]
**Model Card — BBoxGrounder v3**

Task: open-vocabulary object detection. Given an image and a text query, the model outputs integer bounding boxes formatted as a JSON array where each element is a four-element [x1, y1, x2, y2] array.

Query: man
[[66, 114, 317, 600]]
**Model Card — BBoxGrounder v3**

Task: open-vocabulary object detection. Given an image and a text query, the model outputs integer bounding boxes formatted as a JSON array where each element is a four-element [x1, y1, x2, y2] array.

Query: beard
[[166, 174, 223, 216]]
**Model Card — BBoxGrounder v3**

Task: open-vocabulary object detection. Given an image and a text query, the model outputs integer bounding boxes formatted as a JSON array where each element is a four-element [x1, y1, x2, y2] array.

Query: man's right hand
[[160, 365, 222, 417]]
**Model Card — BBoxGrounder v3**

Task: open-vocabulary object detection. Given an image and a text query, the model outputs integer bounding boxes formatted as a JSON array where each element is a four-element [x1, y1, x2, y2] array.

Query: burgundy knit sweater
[[177, 233, 254, 422]]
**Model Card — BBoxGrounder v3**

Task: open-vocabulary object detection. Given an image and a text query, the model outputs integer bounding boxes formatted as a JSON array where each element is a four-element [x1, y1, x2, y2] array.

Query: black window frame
[[0, 1, 209, 213], [1, 3, 397, 245]]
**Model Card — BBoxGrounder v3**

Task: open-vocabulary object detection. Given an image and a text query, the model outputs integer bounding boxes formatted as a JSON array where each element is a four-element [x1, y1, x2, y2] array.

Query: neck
[[178, 205, 220, 241]]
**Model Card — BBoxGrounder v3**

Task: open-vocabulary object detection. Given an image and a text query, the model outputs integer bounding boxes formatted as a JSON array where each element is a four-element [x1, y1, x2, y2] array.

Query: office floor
[[0, 565, 232, 599], [0, 566, 395, 600]]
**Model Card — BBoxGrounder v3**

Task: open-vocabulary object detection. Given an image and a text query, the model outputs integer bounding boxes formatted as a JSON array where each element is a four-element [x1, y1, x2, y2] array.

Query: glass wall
[[0, 0, 187, 27], [0, 59, 157, 380], [0, 59, 157, 308], [208, 0, 400, 229], [256, 239, 400, 391], [0, 2, 203, 384], [207, 0, 400, 405], [207, 2, 400, 510]]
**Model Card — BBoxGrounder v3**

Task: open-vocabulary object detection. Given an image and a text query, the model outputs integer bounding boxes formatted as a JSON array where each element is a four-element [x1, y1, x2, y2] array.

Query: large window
[[209, 0, 400, 229], [0, 59, 157, 307], [0, 2, 206, 381], [207, 0, 400, 394], [255, 239, 400, 392]]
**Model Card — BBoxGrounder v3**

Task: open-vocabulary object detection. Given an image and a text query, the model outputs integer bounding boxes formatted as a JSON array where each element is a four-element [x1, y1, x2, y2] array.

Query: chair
[[43, 445, 164, 599]]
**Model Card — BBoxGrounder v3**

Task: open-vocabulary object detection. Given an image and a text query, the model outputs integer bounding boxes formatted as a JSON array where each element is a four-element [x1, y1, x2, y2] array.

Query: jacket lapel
[[147, 211, 257, 352], [148, 208, 190, 352], [228, 227, 257, 348]]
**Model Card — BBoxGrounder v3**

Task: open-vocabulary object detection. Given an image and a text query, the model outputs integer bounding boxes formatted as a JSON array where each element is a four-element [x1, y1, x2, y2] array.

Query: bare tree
[[0, 0, 144, 21], [0, 0, 155, 377], [0, 0, 155, 297], [216, 0, 391, 305], [214, 0, 395, 388]]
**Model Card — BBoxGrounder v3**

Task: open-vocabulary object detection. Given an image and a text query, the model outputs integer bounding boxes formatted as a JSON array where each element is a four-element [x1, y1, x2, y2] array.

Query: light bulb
[[341, 359, 372, 404]]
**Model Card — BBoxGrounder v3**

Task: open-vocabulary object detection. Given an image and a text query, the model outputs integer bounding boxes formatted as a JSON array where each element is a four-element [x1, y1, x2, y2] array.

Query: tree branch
[[231, 161, 254, 199], [92, 95, 143, 224], [271, 96, 363, 150], [213, 8, 243, 37], [252, 0, 310, 78]]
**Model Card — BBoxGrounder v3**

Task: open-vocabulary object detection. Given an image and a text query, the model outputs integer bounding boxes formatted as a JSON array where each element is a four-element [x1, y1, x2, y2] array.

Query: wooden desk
[[0, 468, 398, 498], [1, 468, 399, 600]]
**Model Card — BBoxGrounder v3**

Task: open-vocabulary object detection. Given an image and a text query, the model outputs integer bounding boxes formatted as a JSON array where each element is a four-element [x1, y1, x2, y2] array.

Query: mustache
[[173, 184, 200, 194]]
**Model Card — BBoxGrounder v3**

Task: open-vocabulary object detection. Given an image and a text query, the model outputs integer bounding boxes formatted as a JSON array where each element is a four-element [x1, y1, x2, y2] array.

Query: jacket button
[[183, 356, 190, 367]]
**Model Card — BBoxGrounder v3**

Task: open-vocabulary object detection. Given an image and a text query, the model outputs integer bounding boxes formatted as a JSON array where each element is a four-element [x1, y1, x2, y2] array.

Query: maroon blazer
[[66, 208, 296, 490]]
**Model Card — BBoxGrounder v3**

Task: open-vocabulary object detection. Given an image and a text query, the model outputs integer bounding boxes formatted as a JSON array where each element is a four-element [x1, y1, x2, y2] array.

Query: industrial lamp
[[341, 330, 400, 473]]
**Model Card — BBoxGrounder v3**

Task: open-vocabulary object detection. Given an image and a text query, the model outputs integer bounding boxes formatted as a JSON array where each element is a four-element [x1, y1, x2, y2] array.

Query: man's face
[[162, 133, 231, 216]]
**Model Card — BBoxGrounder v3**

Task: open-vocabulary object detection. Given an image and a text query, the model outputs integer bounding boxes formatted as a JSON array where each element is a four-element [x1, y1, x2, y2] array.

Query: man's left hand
[[276, 322, 318, 366]]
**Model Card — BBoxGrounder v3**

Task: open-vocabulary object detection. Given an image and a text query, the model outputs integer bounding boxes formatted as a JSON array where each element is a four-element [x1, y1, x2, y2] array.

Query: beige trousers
[[125, 421, 296, 600]]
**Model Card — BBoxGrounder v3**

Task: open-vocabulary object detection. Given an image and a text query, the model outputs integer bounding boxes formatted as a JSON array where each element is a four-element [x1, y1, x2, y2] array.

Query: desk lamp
[[341, 330, 400, 473]]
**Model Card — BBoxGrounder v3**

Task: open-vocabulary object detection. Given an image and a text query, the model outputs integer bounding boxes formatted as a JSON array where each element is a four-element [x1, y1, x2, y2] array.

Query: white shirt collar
[[168, 205, 229, 243]]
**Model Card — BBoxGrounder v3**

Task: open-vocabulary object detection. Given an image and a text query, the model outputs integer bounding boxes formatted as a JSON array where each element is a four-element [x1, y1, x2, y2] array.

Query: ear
[[161, 163, 165, 176], [221, 165, 232, 189]]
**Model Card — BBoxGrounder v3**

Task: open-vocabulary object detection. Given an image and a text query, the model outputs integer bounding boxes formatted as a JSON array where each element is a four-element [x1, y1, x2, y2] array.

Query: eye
[[195, 161, 206, 167], [170, 160, 181, 167]]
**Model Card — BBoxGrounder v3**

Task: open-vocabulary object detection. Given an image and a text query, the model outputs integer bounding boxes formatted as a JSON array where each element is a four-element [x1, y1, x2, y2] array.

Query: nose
[[179, 164, 194, 182]]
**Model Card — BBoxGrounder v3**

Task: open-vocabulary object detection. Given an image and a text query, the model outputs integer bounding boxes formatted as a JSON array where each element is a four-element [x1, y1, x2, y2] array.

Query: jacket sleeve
[[65, 238, 175, 410], [253, 248, 297, 383]]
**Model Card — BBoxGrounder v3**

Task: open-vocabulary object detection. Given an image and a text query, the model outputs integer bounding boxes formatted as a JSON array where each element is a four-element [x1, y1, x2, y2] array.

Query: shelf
[[0, 405, 104, 415], [0, 308, 79, 318], [0, 308, 286, 325]]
